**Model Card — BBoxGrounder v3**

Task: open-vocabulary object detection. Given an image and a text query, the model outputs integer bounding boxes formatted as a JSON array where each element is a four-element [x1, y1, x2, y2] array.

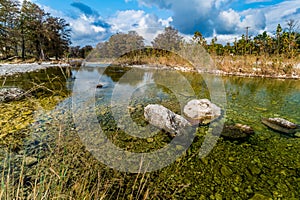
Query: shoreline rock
[[116, 63, 300, 80], [0, 87, 26, 102], [0, 62, 69, 77]]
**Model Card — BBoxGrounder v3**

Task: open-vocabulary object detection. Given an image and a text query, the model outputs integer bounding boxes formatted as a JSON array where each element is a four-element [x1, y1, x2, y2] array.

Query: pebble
[[201, 158, 208, 165], [249, 193, 272, 200], [220, 165, 233, 176], [233, 187, 239, 192], [215, 193, 222, 200], [25, 156, 38, 166], [245, 187, 253, 194], [228, 156, 236, 162], [248, 164, 261, 175], [147, 138, 154, 143]]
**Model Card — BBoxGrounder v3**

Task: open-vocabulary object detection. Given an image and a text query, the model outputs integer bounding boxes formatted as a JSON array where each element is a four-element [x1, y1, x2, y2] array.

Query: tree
[[43, 16, 71, 59], [94, 31, 144, 58], [285, 19, 298, 57], [152, 27, 183, 51], [18, 1, 71, 60], [254, 31, 274, 56], [20, 0, 47, 60], [0, 0, 20, 58], [276, 24, 282, 54], [79, 45, 93, 58], [193, 31, 207, 47]]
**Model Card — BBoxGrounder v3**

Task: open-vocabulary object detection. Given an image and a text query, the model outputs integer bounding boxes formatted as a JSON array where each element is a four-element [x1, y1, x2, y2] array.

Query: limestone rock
[[262, 117, 299, 135], [0, 87, 26, 102], [221, 123, 254, 139], [183, 99, 221, 125], [25, 156, 38, 166], [144, 104, 191, 136]]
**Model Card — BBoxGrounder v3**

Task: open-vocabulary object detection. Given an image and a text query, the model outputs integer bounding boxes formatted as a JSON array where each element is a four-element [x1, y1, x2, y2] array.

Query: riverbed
[[0, 64, 300, 199]]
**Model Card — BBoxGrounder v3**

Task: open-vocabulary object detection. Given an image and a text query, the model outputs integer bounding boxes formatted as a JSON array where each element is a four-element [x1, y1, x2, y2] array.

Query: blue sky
[[30, 0, 300, 46]]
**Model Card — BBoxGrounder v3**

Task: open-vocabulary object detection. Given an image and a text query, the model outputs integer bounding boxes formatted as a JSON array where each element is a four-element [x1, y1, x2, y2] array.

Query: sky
[[29, 0, 300, 47]]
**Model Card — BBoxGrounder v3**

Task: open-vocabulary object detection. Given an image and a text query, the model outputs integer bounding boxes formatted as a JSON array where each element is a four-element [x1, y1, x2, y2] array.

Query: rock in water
[[221, 123, 254, 139], [183, 99, 221, 125], [261, 117, 300, 135], [0, 87, 26, 102], [144, 104, 191, 136], [25, 156, 38, 166], [96, 84, 103, 88]]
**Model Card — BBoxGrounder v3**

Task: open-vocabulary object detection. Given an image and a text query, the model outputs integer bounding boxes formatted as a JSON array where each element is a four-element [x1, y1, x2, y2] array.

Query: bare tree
[[152, 27, 183, 51]]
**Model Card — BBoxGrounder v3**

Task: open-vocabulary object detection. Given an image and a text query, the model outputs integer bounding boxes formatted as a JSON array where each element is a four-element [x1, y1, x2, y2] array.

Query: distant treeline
[[195, 20, 300, 58], [87, 22, 299, 61], [0, 0, 71, 61], [86, 27, 184, 61]]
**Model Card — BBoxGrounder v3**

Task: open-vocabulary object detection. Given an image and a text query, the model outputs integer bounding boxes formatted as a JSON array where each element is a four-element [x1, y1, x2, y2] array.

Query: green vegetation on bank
[[193, 20, 300, 58]]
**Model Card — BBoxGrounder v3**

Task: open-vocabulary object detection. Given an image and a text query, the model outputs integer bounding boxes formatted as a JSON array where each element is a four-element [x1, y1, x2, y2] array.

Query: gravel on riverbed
[[0, 63, 70, 77]]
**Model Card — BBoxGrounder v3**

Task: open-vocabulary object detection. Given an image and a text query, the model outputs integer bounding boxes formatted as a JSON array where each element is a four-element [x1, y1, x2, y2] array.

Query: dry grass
[[214, 55, 300, 78], [0, 137, 152, 200], [111, 48, 195, 70]]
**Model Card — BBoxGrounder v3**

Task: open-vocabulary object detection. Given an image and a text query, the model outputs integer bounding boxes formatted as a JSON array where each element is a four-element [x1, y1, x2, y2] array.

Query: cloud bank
[[42, 2, 170, 46], [137, 0, 267, 36], [40, 0, 300, 46]]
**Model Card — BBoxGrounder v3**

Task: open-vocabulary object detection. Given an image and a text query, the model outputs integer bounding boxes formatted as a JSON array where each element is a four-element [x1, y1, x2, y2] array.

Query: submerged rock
[[220, 165, 233, 176], [0, 87, 26, 102], [96, 84, 103, 88], [183, 99, 221, 125], [249, 193, 272, 200], [25, 156, 38, 166], [221, 123, 254, 139], [144, 104, 191, 136], [262, 117, 300, 135]]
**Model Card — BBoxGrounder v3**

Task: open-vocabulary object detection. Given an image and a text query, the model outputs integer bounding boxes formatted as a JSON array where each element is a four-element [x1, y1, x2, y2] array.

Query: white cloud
[[137, 0, 266, 37], [245, 0, 272, 3], [217, 9, 241, 33], [159, 17, 173, 27], [206, 34, 239, 45], [262, 0, 300, 32], [240, 9, 266, 31], [107, 10, 170, 44], [39, 5, 111, 46], [33, 0, 300, 46]]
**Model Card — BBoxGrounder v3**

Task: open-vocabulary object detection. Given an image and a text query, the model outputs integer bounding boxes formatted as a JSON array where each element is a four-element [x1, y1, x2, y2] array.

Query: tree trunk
[[21, 30, 25, 60]]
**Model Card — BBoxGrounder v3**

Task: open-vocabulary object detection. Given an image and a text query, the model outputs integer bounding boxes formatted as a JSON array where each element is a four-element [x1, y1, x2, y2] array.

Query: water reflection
[[72, 65, 300, 133]]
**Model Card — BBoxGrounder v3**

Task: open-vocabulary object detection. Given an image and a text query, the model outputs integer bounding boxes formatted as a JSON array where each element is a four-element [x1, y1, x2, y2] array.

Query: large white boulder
[[183, 99, 221, 125], [144, 104, 191, 136]]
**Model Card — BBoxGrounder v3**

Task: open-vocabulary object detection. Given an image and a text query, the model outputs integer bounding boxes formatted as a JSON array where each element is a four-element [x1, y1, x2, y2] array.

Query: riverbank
[[213, 55, 300, 79], [1, 56, 299, 80], [0, 62, 70, 77], [111, 51, 300, 79]]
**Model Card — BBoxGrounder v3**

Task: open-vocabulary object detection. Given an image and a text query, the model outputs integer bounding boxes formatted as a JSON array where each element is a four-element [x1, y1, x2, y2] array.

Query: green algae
[[1, 66, 300, 199], [0, 67, 70, 150]]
